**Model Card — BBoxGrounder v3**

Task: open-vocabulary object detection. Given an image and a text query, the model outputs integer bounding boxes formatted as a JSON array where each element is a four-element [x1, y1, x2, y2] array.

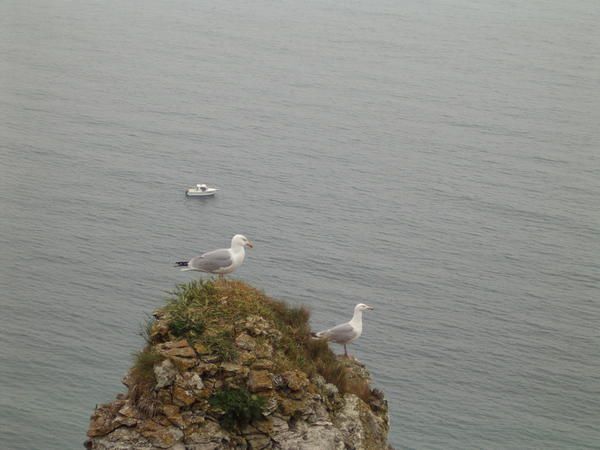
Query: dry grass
[[128, 347, 164, 417]]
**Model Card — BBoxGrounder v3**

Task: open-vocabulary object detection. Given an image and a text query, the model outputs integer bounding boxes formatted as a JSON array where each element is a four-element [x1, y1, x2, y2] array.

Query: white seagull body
[[313, 303, 374, 357], [175, 234, 253, 278]]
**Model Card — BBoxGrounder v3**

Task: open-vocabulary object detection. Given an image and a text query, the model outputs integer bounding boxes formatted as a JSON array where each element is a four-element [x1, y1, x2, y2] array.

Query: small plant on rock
[[203, 330, 238, 362], [209, 388, 267, 430], [128, 348, 164, 417], [168, 311, 205, 338], [138, 315, 155, 344]]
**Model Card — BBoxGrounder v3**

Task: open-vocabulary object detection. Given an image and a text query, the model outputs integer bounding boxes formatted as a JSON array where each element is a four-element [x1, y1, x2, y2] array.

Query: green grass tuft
[[164, 280, 213, 339], [169, 280, 217, 308], [132, 348, 164, 383], [209, 388, 267, 429], [168, 313, 205, 338], [138, 315, 155, 345], [204, 330, 238, 362], [128, 348, 165, 417]]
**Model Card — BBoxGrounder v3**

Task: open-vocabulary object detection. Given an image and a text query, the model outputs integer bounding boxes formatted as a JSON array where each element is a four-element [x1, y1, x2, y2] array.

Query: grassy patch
[[209, 388, 266, 429], [164, 280, 214, 339], [168, 312, 205, 338], [128, 348, 165, 417], [138, 315, 155, 345], [203, 330, 238, 362], [132, 348, 164, 383]]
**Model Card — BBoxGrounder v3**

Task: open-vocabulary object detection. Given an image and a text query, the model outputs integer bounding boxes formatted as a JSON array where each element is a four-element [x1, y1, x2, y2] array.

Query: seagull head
[[355, 303, 374, 312], [231, 234, 254, 249]]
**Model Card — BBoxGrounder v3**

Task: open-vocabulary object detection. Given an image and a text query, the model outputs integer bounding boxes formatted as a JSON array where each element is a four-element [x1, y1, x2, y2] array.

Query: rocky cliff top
[[85, 280, 391, 450]]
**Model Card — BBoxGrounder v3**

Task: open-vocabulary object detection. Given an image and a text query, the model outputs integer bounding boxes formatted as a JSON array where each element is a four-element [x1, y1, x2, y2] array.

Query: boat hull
[[186, 189, 218, 197]]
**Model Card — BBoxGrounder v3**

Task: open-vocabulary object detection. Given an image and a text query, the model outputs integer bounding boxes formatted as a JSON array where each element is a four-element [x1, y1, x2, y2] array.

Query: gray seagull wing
[[316, 322, 357, 344], [188, 248, 233, 273]]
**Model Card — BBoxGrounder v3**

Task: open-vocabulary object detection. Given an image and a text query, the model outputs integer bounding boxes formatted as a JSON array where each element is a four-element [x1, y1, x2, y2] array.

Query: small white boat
[[185, 184, 219, 197]]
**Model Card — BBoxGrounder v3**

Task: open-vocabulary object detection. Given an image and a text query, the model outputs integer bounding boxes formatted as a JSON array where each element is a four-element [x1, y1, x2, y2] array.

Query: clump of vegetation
[[128, 348, 164, 417], [203, 330, 238, 362], [132, 348, 164, 380], [169, 280, 218, 309], [164, 281, 215, 339], [168, 312, 205, 338], [139, 315, 155, 344], [209, 388, 267, 429]]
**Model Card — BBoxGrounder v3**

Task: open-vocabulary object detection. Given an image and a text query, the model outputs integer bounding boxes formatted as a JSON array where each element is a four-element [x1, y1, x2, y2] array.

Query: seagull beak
[[246, 241, 254, 248], [367, 305, 374, 310]]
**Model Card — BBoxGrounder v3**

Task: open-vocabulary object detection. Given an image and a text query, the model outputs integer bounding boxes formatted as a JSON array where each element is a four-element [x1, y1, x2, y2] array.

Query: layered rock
[[85, 280, 392, 449]]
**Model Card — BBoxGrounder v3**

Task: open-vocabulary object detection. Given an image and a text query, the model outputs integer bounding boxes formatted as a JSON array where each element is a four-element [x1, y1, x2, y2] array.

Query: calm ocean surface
[[2, 0, 599, 448]]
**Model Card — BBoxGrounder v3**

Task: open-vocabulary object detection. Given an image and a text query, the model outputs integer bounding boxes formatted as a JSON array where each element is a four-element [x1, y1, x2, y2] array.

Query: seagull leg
[[344, 344, 348, 358], [218, 274, 224, 280]]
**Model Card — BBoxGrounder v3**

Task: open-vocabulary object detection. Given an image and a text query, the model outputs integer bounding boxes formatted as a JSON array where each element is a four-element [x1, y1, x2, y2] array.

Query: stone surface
[[172, 384, 195, 407], [251, 359, 273, 371], [235, 332, 257, 351], [154, 359, 177, 389], [254, 342, 273, 359], [220, 362, 246, 375], [334, 394, 390, 450], [184, 420, 230, 447], [282, 370, 309, 392], [272, 421, 345, 450], [170, 356, 198, 372], [193, 342, 209, 354], [139, 419, 184, 448], [87, 402, 125, 438], [242, 315, 283, 341], [158, 340, 196, 359], [87, 356, 391, 449], [247, 370, 273, 393]]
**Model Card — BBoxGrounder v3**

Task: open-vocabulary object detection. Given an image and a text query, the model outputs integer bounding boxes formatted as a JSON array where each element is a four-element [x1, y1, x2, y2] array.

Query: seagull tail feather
[[175, 261, 194, 271]]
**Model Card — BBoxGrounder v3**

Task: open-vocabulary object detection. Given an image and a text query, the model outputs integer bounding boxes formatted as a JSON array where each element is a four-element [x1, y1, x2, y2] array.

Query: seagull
[[312, 303, 374, 357], [175, 234, 253, 278]]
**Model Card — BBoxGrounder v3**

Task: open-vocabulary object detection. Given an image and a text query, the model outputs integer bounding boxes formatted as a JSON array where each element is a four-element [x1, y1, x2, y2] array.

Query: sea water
[[2, 0, 599, 448]]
